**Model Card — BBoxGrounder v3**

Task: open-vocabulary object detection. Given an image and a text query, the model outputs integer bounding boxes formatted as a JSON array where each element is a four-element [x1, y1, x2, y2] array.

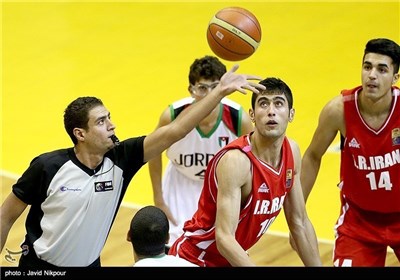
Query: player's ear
[[289, 108, 295, 122], [249, 109, 255, 123], [393, 73, 399, 85], [126, 230, 131, 242], [188, 85, 194, 95]]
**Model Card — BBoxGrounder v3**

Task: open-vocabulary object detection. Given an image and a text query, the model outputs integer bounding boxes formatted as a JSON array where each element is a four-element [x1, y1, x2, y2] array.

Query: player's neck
[[358, 91, 392, 129], [250, 132, 283, 169]]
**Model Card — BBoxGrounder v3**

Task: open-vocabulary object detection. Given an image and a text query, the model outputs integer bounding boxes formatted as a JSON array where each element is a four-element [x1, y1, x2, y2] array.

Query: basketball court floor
[[1, 0, 399, 256]]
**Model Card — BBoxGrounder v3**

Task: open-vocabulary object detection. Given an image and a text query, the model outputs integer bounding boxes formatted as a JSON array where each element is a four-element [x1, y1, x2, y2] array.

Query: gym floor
[[1, 1, 399, 242]]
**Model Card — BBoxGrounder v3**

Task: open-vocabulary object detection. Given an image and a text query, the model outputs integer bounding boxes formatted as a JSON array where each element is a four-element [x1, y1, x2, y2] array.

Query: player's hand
[[217, 65, 265, 96]]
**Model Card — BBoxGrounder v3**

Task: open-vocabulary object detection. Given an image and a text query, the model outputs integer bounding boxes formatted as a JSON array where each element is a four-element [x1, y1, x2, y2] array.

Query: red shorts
[[333, 196, 400, 266], [169, 236, 230, 267]]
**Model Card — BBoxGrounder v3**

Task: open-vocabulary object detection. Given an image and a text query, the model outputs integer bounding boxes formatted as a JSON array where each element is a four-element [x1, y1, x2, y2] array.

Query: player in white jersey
[[148, 56, 254, 247]]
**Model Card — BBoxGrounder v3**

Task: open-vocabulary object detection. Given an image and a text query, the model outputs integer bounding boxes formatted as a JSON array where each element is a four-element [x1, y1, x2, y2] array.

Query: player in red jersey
[[298, 38, 400, 266], [168, 77, 322, 267]]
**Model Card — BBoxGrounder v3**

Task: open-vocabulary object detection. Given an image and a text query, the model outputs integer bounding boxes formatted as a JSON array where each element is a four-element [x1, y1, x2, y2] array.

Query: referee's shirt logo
[[94, 181, 114, 192]]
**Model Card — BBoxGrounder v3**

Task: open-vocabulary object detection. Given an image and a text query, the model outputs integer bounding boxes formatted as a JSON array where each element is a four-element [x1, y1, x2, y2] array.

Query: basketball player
[[127, 206, 197, 267], [0, 65, 265, 267], [148, 56, 254, 248], [298, 38, 400, 266], [168, 77, 322, 267]]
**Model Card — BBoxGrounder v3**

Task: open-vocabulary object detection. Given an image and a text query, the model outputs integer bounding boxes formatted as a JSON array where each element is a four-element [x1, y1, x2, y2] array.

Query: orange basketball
[[207, 7, 262, 61]]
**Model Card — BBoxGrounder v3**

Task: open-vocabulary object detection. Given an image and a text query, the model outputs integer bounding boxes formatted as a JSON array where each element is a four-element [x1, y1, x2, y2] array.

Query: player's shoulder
[[286, 137, 301, 161], [221, 97, 242, 109], [220, 147, 251, 169], [171, 97, 195, 108], [286, 137, 299, 149], [162, 97, 194, 123], [321, 94, 344, 119]]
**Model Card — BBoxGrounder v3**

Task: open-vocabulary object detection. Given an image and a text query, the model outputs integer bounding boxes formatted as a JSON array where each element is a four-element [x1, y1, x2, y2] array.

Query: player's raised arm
[[143, 65, 265, 163]]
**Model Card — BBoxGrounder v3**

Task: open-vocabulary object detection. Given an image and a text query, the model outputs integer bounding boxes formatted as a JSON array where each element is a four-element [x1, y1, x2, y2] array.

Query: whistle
[[110, 135, 120, 146]]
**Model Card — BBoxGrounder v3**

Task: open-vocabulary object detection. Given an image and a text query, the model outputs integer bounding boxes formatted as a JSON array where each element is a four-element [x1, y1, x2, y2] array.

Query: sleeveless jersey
[[162, 97, 246, 245], [340, 86, 400, 213], [166, 97, 244, 181], [169, 133, 294, 266]]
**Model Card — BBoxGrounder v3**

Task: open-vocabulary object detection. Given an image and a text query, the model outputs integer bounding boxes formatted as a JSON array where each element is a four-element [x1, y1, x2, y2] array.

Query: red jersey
[[340, 86, 400, 213], [168, 133, 295, 266]]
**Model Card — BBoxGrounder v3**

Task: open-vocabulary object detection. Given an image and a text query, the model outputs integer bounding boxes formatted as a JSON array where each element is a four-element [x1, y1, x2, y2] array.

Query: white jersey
[[164, 97, 245, 245], [133, 255, 198, 267]]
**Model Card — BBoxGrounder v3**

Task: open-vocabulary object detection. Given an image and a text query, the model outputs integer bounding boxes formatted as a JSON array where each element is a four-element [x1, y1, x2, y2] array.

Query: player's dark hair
[[189, 55, 227, 84], [64, 96, 103, 145], [129, 206, 169, 257], [364, 38, 400, 73], [251, 77, 293, 110]]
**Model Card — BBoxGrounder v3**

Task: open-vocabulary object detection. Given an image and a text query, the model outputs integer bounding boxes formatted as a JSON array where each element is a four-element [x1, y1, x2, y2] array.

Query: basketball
[[206, 7, 262, 61]]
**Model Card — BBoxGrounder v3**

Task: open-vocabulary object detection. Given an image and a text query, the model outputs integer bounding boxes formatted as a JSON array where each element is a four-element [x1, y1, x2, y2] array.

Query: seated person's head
[[127, 206, 169, 259]]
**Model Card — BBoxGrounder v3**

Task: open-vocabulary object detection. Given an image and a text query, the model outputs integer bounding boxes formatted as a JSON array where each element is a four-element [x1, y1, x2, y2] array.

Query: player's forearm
[[148, 156, 164, 203], [216, 234, 255, 266], [300, 153, 322, 202], [0, 217, 11, 253], [173, 87, 226, 138], [293, 221, 322, 266]]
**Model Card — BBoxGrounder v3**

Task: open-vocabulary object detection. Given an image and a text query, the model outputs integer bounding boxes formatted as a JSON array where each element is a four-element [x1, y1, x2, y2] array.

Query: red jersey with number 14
[[340, 86, 400, 213]]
